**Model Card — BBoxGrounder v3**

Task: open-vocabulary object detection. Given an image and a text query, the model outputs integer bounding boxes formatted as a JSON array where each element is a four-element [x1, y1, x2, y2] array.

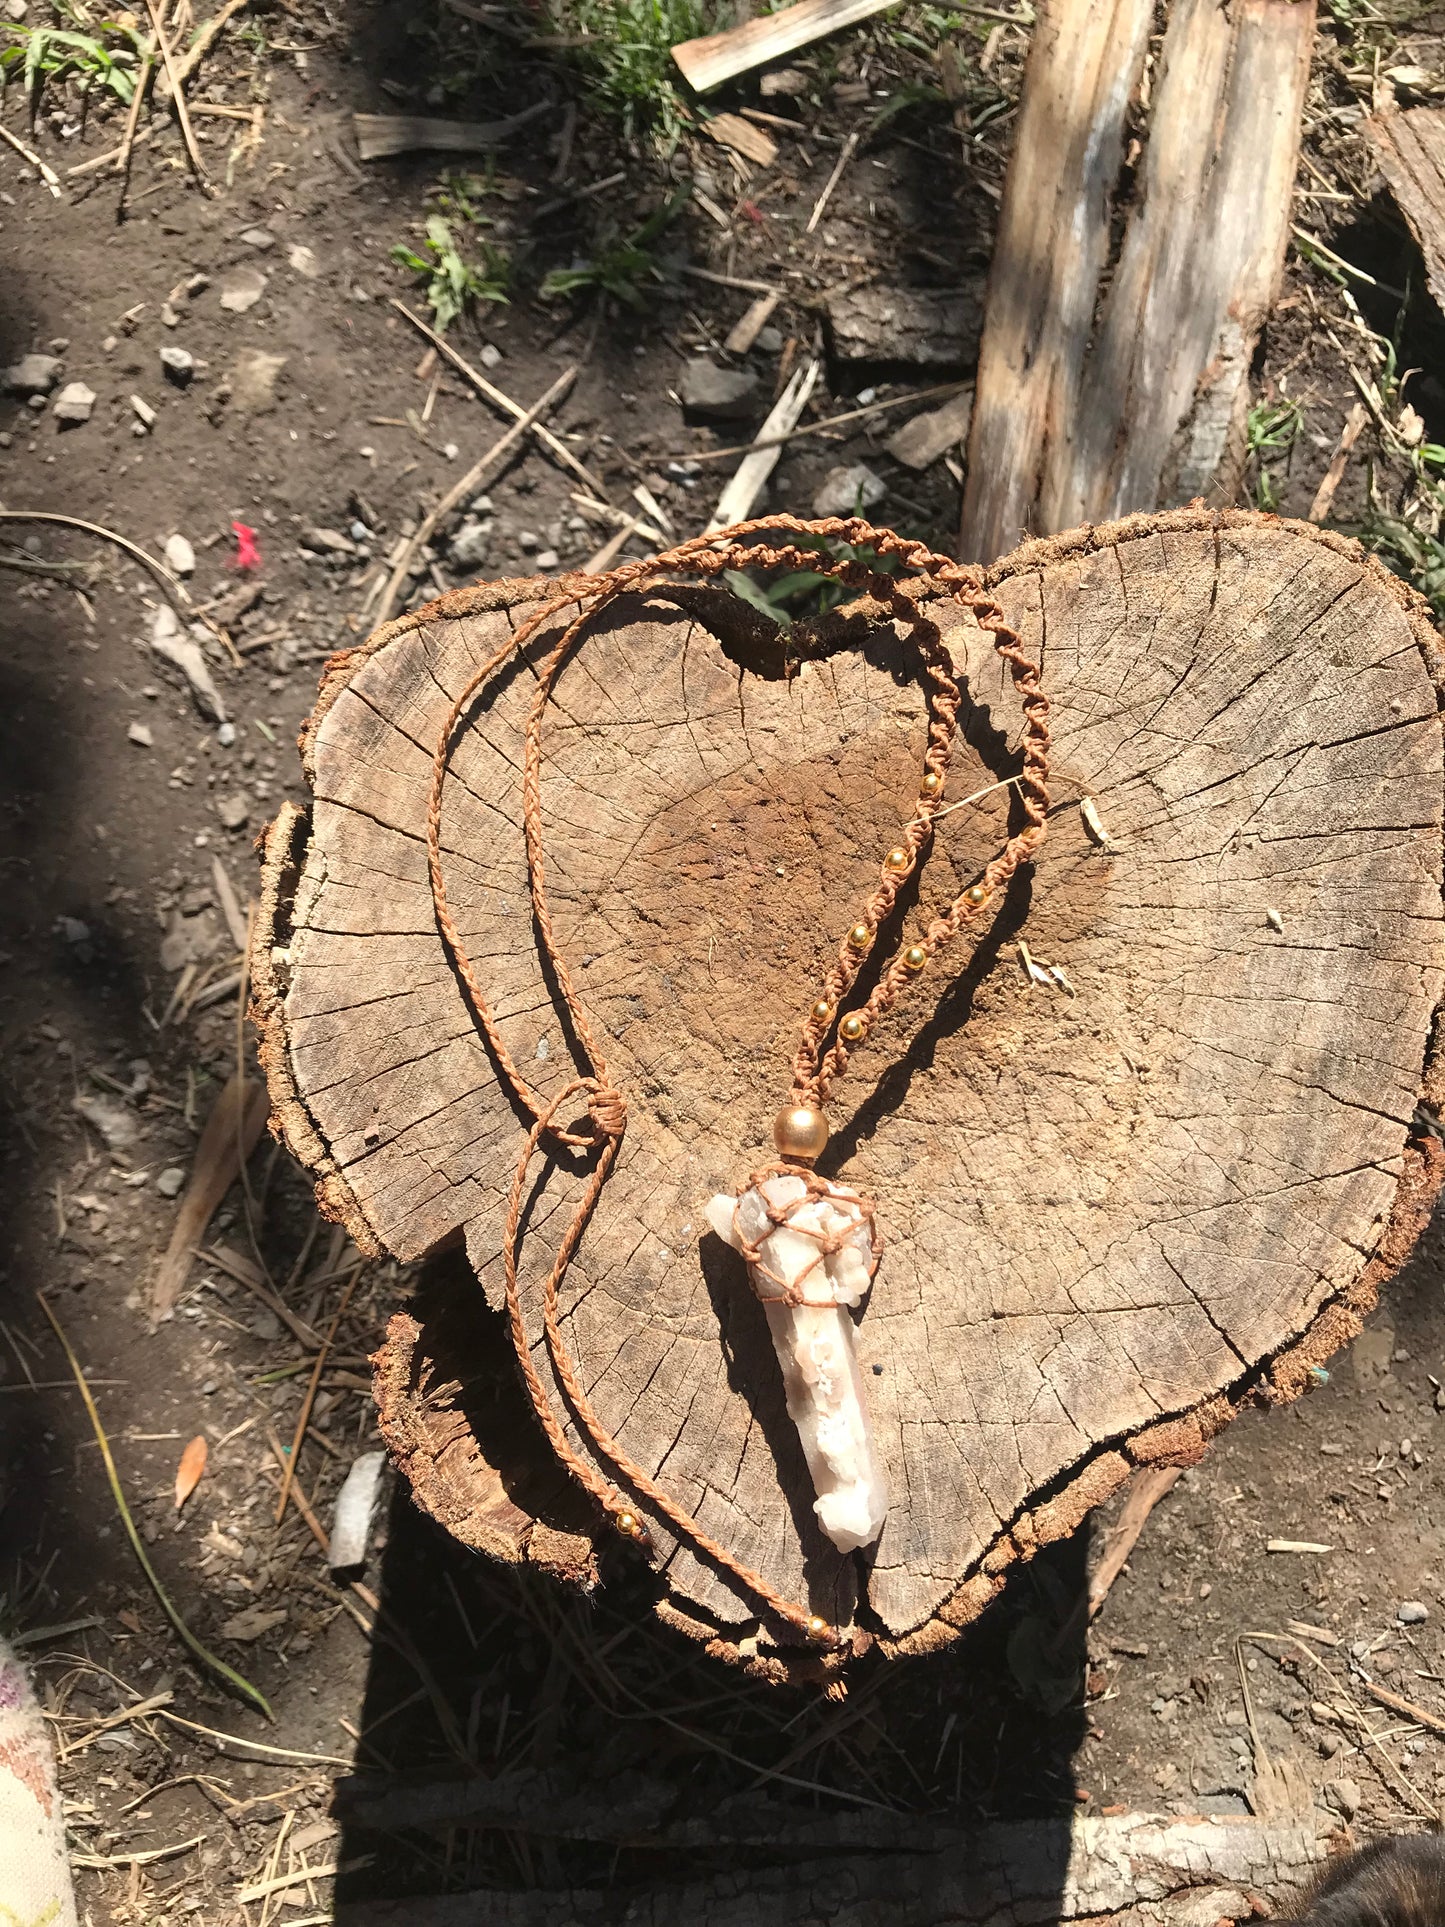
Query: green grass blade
[[37, 1293, 274, 1722]]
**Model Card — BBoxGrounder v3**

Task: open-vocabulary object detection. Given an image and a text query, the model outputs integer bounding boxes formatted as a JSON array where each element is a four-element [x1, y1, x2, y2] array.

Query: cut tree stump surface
[[253, 509, 1445, 1663]]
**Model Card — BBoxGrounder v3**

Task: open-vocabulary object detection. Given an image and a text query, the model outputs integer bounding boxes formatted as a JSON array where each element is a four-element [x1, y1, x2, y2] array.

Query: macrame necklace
[[427, 515, 1051, 1650]]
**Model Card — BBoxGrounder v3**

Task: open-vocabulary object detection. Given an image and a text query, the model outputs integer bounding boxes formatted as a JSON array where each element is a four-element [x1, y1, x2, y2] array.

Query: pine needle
[[37, 1293, 274, 1721]]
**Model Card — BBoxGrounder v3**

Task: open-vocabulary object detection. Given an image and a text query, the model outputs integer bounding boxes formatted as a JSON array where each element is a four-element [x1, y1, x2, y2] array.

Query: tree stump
[[253, 509, 1445, 1671]]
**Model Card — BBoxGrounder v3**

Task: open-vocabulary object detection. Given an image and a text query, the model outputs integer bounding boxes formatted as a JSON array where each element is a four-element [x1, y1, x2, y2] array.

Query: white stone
[[52, 380, 95, 424], [811, 461, 886, 519], [164, 532, 195, 575], [706, 1173, 887, 1552]]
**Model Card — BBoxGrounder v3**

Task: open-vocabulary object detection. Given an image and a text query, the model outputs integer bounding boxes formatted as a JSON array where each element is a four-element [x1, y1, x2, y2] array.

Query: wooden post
[[962, 0, 1316, 563], [252, 510, 1445, 1675]]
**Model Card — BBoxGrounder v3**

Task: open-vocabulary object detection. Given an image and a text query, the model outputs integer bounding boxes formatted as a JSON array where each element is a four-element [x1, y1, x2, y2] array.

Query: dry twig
[[373, 365, 577, 631], [390, 301, 608, 498]]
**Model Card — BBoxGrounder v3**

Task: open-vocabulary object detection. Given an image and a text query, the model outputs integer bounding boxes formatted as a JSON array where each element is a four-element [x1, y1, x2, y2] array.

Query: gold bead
[[920, 770, 943, 799], [847, 921, 874, 952], [883, 845, 913, 875], [807, 1614, 829, 1639], [617, 1511, 636, 1534], [773, 1104, 829, 1163], [965, 883, 988, 907], [902, 944, 927, 973], [811, 999, 834, 1025], [839, 1012, 867, 1044]]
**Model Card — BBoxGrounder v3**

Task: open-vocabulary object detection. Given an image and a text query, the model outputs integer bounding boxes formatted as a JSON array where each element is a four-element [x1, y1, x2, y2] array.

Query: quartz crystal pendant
[[705, 1173, 888, 1553]]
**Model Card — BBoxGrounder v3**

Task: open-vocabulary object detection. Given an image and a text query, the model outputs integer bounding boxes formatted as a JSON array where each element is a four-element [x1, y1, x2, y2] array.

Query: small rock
[[811, 461, 887, 519], [349, 519, 371, 543], [760, 65, 809, 96], [156, 1166, 185, 1198], [131, 393, 156, 430], [287, 242, 319, 278], [160, 345, 195, 385], [1325, 1777, 1361, 1819], [826, 283, 983, 372], [4, 1, 28, 20], [150, 603, 225, 722], [1398, 1601, 1430, 1624], [535, 549, 559, 569], [216, 794, 250, 831], [218, 266, 266, 314], [127, 721, 153, 747], [26, 393, 46, 411], [517, 529, 540, 552], [48, 337, 68, 354], [240, 226, 276, 250], [0, 432, 10, 448], [217, 721, 236, 748], [449, 520, 492, 569], [56, 916, 90, 947], [469, 493, 493, 515], [756, 325, 784, 354], [479, 343, 502, 369], [2, 352, 61, 397], [442, 441, 459, 461], [74, 1093, 140, 1154], [164, 533, 195, 576], [51, 380, 95, 425], [679, 358, 759, 421], [302, 526, 356, 555], [220, 1605, 287, 1643], [159, 301, 180, 328]]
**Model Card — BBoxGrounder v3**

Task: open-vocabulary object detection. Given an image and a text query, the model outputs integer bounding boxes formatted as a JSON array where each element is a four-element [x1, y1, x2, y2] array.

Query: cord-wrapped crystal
[[705, 1172, 888, 1553]]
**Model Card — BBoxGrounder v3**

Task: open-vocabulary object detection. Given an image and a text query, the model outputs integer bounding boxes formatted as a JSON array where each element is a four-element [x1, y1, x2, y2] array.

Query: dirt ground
[[4, 0, 1445, 1919]]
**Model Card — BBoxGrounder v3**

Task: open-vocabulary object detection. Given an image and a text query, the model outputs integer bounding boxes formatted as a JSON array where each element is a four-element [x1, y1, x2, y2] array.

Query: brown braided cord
[[731, 1163, 883, 1308], [426, 514, 1051, 1648]]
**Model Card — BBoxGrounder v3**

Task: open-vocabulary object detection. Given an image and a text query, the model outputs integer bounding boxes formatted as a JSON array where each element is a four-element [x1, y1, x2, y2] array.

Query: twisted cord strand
[[426, 515, 1051, 1648]]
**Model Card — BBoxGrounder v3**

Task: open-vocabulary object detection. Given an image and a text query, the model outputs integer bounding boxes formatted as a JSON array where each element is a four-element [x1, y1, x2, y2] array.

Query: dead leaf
[[149, 1072, 269, 1320], [220, 1605, 287, 1642], [174, 1434, 208, 1510]]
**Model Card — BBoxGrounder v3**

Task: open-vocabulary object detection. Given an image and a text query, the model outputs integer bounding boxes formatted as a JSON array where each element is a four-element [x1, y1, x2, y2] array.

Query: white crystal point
[[707, 1176, 888, 1554]]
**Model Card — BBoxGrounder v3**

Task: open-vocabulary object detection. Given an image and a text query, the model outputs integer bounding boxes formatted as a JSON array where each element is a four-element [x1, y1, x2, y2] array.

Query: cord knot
[[586, 1084, 628, 1140]]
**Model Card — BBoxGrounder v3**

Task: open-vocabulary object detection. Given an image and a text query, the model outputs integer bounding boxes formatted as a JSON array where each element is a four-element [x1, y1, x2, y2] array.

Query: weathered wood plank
[[958, 0, 1153, 563], [962, 0, 1315, 561]]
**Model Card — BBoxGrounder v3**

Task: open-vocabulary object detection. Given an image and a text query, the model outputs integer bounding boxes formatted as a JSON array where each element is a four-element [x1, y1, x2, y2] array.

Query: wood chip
[[725, 292, 781, 357], [1307, 402, 1368, 523], [352, 104, 548, 161], [1266, 1539, 1332, 1554], [883, 387, 974, 469], [672, 0, 900, 94], [706, 112, 778, 167], [706, 356, 820, 531]]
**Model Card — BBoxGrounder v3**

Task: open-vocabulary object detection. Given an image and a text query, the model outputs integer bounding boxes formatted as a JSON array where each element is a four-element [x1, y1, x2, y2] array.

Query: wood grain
[[253, 510, 1445, 1662], [1366, 106, 1445, 317], [958, 0, 1153, 563], [962, 0, 1315, 562]]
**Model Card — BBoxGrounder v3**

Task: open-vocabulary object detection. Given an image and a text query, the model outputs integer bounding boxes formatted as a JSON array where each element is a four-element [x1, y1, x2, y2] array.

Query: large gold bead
[[839, 1012, 867, 1044], [847, 921, 874, 951], [920, 770, 943, 799], [965, 883, 988, 907], [810, 999, 835, 1025], [773, 1104, 829, 1163], [902, 944, 927, 973], [883, 845, 913, 875]]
